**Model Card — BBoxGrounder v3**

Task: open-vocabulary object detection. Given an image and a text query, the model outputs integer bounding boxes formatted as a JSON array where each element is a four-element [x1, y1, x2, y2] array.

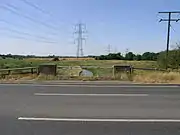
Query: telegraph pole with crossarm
[[159, 11, 180, 69]]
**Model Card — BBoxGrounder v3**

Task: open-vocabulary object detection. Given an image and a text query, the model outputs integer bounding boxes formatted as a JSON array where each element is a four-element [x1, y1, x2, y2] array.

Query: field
[[0, 58, 180, 83], [0, 58, 158, 69], [26, 57, 95, 61]]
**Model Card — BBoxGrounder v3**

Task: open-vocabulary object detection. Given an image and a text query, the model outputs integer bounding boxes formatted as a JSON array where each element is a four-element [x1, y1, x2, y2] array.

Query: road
[[0, 83, 180, 135]]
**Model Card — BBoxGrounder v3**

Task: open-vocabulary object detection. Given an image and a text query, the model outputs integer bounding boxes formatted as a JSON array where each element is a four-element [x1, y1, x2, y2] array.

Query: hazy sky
[[0, 0, 180, 56]]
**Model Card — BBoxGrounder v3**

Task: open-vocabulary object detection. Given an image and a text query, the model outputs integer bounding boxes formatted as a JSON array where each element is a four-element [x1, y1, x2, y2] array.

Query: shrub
[[158, 49, 180, 69], [52, 57, 59, 61]]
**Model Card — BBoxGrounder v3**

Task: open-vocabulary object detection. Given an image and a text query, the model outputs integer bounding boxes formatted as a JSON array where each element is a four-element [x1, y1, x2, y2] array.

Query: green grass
[[57, 66, 82, 76], [0, 58, 158, 69], [85, 67, 113, 77], [0, 59, 33, 69], [0, 59, 179, 83], [0, 58, 162, 82]]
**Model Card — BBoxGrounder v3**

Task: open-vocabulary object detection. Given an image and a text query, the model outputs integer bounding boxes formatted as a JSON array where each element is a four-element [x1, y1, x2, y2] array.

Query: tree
[[134, 54, 142, 61], [116, 52, 124, 60], [125, 52, 135, 60], [141, 52, 158, 61], [95, 53, 124, 60], [95, 55, 107, 60]]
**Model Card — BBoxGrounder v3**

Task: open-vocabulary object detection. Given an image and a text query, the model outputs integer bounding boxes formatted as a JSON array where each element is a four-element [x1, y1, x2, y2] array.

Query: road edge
[[0, 80, 179, 86]]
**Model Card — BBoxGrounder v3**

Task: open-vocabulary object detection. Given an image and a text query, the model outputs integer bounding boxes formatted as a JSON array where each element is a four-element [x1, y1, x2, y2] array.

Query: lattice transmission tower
[[74, 23, 87, 58]]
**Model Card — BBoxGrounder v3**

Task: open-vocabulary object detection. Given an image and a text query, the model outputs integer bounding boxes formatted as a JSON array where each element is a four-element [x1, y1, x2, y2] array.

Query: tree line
[[95, 52, 159, 61], [0, 52, 162, 61], [0, 54, 90, 59], [95, 50, 180, 69]]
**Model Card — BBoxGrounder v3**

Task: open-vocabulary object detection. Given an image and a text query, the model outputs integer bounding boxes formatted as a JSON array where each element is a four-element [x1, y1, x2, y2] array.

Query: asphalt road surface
[[0, 83, 180, 135]]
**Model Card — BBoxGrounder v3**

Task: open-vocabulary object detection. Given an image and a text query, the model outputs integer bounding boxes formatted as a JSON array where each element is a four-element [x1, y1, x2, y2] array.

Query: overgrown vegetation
[[0, 49, 179, 70], [157, 49, 180, 69], [0, 48, 180, 83], [133, 71, 180, 84], [0, 58, 157, 69]]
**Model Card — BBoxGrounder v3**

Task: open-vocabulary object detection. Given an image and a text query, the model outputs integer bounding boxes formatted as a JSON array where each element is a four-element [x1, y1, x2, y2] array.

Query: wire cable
[[170, 24, 176, 33], [0, 27, 56, 42], [0, 18, 60, 37], [19, 0, 51, 16], [18, 0, 61, 23], [170, 24, 180, 49], [18, 0, 63, 28], [0, 4, 59, 32], [6, 3, 61, 29], [0, 32, 57, 44]]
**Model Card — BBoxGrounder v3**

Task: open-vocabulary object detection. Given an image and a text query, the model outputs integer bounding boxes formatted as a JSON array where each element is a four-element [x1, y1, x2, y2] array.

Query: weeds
[[133, 71, 180, 83]]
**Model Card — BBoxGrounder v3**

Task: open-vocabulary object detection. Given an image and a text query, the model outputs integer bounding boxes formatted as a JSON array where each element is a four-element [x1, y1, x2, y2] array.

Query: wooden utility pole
[[159, 11, 180, 69]]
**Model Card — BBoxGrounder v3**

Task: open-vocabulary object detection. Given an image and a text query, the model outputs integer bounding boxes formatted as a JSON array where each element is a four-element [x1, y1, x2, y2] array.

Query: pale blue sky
[[0, 0, 180, 56]]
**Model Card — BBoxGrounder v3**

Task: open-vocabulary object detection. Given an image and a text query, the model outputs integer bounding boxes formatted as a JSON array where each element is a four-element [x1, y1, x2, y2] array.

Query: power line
[[5, 3, 58, 30], [170, 24, 176, 33], [0, 19, 60, 37], [169, 25, 180, 49], [74, 23, 87, 58], [0, 27, 57, 42], [0, 4, 59, 32], [158, 11, 180, 69], [18, 0, 63, 30], [18, 0, 51, 16], [0, 19, 18, 27], [8, 1, 61, 29], [177, 13, 180, 18], [156, 13, 164, 22], [0, 32, 57, 44]]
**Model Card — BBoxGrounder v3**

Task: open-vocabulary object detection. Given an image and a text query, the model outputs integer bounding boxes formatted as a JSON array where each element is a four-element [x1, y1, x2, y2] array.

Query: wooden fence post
[[8, 70, 11, 75], [31, 68, 34, 74], [112, 65, 115, 78]]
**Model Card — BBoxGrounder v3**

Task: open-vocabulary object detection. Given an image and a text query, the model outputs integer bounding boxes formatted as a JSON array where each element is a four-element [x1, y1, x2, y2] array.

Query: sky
[[0, 0, 180, 56]]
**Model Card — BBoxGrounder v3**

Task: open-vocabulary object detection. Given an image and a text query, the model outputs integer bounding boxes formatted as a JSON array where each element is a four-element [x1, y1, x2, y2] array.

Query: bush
[[158, 49, 180, 69], [52, 57, 59, 61]]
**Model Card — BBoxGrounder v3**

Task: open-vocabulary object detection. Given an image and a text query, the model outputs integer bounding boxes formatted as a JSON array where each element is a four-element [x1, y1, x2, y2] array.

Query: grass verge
[[0, 72, 180, 84], [133, 71, 180, 84]]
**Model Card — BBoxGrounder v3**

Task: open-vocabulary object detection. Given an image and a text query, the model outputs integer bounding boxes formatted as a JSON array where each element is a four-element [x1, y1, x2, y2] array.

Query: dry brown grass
[[25, 58, 52, 61], [0, 74, 37, 83], [61, 58, 95, 60], [133, 71, 180, 84], [0, 71, 180, 84], [57, 66, 82, 76], [26, 57, 95, 61]]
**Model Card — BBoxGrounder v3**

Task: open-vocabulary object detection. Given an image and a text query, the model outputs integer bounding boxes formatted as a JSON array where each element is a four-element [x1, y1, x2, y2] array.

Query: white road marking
[[0, 83, 179, 88], [34, 93, 149, 97], [18, 117, 180, 123]]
